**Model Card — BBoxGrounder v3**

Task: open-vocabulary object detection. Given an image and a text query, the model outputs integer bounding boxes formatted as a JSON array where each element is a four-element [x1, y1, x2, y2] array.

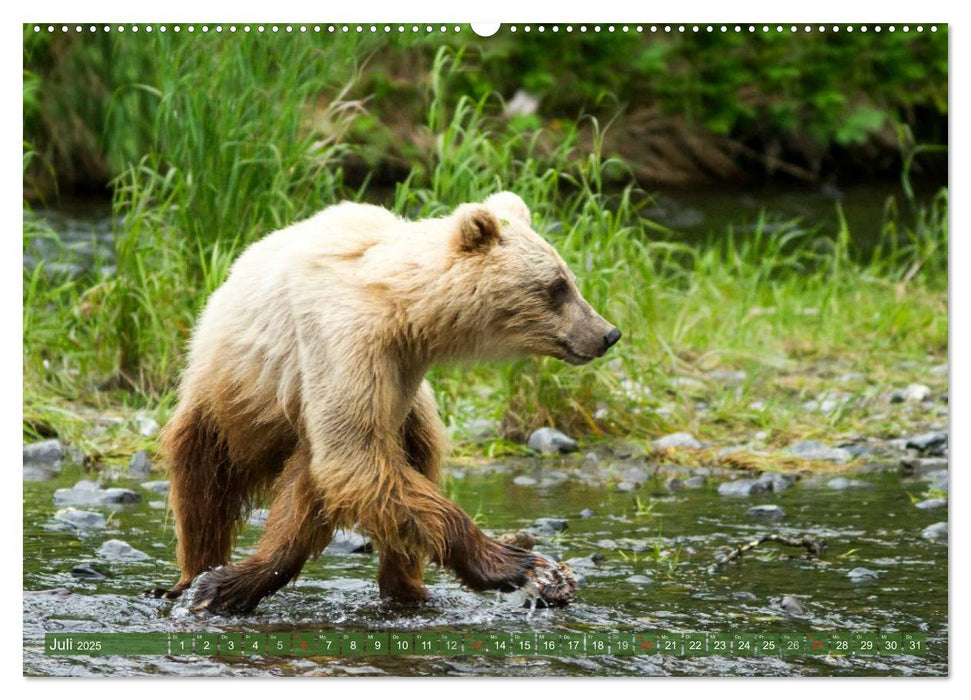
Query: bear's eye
[[548, 277, 571, 308]]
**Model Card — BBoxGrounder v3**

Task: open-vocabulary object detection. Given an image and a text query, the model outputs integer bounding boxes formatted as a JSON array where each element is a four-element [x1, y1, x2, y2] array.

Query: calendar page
[[22, 14, 949, 679]]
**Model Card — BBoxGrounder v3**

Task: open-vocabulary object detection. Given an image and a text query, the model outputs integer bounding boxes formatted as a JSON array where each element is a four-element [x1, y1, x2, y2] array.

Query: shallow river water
[[24, 458, 948, 677]]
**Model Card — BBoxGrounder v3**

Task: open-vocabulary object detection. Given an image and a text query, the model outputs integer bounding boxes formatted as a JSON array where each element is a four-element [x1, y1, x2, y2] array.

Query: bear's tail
[[159, 403, 248, 598]]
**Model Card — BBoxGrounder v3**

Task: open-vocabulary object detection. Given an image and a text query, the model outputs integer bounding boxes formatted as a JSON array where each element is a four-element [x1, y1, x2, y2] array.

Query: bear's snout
[[603, 327, 622, 352]]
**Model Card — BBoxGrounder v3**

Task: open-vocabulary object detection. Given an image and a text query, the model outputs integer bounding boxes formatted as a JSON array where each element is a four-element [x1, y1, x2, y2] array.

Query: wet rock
[[140, 480, 169, 494], [915, 498, 947, 511], [513, 475, 538, 487], [582, 452, 601, 468], [579, 508, 594, 519], [788, 440, 852, 463], [778, 595, 809, 616], [847, 567, 880, 581], [23, 439, 65, 466], [922, 470, 948, 492], [666, 477, 684, 492], [534, 518, 568, 533], [54, 508, 106, 530], [718, 479, 769, 497], [747, 504, 785, 520], [527, 427, 578, 455], [128, 450, 153, 478], [922, 522, 947, 541], [70, 563, 106, 579], [890, 384, 931, 403], [683, 475, 706, 489], [54, 482, 141, 507], [97, 539, 149, 561], [626, 574, 653, 586], [652, 432, 703, 450], [615, 480, 638, 493], [247, 508, 270, 527], [23, 466, 57, 482], [326, 529, 372, 554], [732, 591, 757, 601], [758, 471, 796, 492], [148, 501, 166, 509], [901, 457, 949, 476], [905, 431, 948, 456]]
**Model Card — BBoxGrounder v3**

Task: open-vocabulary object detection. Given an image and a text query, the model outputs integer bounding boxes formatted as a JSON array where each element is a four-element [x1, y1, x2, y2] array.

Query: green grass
[[23, 43, 948, 466]]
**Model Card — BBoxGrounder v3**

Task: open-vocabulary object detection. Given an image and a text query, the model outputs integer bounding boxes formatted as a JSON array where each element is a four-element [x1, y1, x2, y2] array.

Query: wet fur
[[156, 192, 613, 614]]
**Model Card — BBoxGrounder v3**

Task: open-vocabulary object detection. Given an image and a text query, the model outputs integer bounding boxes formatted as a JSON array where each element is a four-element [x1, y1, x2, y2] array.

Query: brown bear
[[155, 192, 620, 614]]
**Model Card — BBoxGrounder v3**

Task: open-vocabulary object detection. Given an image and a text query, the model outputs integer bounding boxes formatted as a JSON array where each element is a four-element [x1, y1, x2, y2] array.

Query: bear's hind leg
[[192, 446, 333, 615], [154, 405, 254, 600]]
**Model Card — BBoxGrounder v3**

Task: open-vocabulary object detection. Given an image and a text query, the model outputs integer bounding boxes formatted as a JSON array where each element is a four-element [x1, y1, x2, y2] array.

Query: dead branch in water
[[709, 534, 825, 574]]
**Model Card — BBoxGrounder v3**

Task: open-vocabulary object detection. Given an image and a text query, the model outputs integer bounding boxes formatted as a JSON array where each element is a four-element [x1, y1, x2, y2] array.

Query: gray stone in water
[[732, 591, 757, 601], [140, 480, 169, 494], [683, 475, 706, 489], [70, 563, 106, 579], [23, 439, 65, 466], [54, 482, 141, 507], [758, 471, 796, 492], [905, 431, 948, 456], [923, 470, 949, 493], [148, 501, 166, 509], [98, 539, 149, 561], [847, 567, 880, 581], [534, 518, 568, 533], [247, 508, 270, 527], [666, 477, 685, 492], [625, 574, 653, 586], [54, 508, 106, 530], [128, 450, 153, 478], [915, 498, 947, 511], [579, 508, 594, 518], [826, 477, 870, 490], [747, 504, 785, 520], [582, 451, 601, 468], [326, 529, 372, 554], [788, 440, 852, 463], [778, 595, 809, 616], [652, 432, 703, 450], [922, 522, 948, 541], [718, 479, 769, 497], [513, 475, 538, 487], [901, 457, 949, 476], [23, 466, 57, 482], [615, 480, 638, 493], [527, 427, 578, 454]]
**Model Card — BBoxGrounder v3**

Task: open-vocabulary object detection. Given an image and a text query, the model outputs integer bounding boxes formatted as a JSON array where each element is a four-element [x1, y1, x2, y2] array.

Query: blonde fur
[[160, 192, 618, 613]]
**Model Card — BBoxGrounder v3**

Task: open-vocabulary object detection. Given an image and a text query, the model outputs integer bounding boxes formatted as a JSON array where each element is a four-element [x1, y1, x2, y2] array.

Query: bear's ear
[[483, 191, 531, 226], [453, 204, 502, 253]]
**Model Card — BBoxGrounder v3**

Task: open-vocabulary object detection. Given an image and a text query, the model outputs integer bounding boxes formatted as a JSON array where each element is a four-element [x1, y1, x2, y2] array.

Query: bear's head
[[447, 192, 621, 365]]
